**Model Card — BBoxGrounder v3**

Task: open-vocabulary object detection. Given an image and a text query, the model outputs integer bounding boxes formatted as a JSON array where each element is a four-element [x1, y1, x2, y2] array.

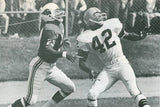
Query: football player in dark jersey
[[8, 3, 76, 107]]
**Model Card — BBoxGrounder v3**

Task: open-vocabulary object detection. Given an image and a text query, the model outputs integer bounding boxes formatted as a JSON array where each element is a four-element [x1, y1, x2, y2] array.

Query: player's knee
[[68, 82, 76, 93], [88, 90, 98, 101], [135, 94, 150, 107]]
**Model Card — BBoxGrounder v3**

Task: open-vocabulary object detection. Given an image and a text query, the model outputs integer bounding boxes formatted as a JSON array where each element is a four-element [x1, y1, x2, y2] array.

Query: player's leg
[[0, 14, 9, 35], [143, 12, 150, 28], [119, 63, 150, 107], [24, 57, 46, 105], [8, 56, 45, 107], [2, 14, 9, 34], [42, 66, 76, 107], [87, 70, 117, 107], [128, 12, 137, 28]]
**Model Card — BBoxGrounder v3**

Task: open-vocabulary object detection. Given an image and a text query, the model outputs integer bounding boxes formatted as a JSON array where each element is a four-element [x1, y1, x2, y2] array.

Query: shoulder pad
[[103, 18, 123, 35], [103, 18, 122, 29], [77, 30, 97, 43], [44, 24, 63, 35]]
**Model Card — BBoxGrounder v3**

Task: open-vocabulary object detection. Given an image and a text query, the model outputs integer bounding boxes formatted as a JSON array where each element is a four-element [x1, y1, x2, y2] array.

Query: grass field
[[0, 34, 160, 81], [1, 97, 159, 107]]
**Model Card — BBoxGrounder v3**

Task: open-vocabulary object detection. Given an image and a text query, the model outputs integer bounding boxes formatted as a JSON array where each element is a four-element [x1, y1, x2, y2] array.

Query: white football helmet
[[41, 3, 65, 22], [83, 7, 107, 27]]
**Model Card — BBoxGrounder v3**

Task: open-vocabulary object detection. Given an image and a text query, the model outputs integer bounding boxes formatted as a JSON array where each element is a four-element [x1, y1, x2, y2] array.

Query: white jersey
[[77, 18, 124, 64]]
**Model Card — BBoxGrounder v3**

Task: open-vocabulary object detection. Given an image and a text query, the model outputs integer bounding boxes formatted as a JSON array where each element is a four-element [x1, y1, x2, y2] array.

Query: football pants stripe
[[28, 60, 43, 103], [27, 58, 43, 103], [25, 57, 43, 104], [25, 57, 40, 101]]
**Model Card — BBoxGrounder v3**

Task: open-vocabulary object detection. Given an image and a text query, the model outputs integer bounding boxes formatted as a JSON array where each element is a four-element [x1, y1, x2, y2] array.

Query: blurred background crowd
[[0, 0, 160, 38]]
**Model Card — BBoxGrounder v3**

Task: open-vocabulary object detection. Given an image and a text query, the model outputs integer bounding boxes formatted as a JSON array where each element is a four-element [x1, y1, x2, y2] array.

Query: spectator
[[35, 0, 65, 10], [119, 0, 133, 27], [35, 0, 49, 10], [121, 0, 130, 9], [155, 0, 160, 12], [51, 0, 65, 9], [127, 0, 157, 33], [8, 0, 38, 38], [146, 0, 156, 13], [126, 0, 150, 33], [68, 0, 87, 36], [85, 0, 101, 9], [0, 0, 9, 36], [101, 0, 121, 19], [101, 0, 132, 27], [22, 0, 39, 36], [21, 0, 37, 15], [147, 0, 160, 33], [7, 0, 24, 38], [128, 0, 146, 13], [150, 13, 160, 33]]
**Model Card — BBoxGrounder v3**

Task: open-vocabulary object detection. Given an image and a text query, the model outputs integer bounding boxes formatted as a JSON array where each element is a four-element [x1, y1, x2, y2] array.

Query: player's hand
[[89, 70, 97, 81], [66, 52, 76, 63], [61, 39, 71, 49]]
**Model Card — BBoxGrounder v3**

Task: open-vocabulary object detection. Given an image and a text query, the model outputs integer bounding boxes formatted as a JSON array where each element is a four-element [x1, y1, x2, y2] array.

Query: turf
[[1, 97, 160, 107], [0, 34, 160, 81]]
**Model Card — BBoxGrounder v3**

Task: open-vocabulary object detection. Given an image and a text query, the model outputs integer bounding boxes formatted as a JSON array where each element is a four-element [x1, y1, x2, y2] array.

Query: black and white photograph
[[0, 0, 160, 107]]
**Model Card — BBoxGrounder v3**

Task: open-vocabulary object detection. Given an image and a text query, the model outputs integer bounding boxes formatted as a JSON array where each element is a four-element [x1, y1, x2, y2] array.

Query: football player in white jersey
[[77, 7, 150, 107]]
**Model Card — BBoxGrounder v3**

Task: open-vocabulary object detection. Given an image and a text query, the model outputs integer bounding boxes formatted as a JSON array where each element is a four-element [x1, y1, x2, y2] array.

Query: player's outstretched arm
[[123, 30, 148, 41], [118, 28, 149, 41]]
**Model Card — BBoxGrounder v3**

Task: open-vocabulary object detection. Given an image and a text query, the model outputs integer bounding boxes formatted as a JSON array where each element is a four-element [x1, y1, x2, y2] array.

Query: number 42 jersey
[[77, 18, 125, 64]]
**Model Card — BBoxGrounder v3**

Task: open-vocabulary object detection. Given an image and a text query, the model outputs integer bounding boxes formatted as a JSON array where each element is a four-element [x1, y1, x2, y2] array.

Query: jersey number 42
[[92, 29, 116, 53]]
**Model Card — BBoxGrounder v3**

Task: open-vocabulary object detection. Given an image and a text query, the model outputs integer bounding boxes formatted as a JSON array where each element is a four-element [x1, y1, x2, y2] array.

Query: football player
[[8, 3, 76, 107], [77, 7, 150, 107]]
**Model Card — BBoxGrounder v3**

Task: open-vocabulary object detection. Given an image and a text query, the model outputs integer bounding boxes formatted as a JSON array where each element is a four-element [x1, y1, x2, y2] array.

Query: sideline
[[0, 77, 160, 104]]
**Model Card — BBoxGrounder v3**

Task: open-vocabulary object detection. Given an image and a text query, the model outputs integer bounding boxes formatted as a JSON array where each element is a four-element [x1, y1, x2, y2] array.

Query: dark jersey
[[38, 22, 64, 63]]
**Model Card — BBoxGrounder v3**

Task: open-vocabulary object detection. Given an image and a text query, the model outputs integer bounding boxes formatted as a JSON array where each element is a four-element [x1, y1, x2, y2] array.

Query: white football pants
[[87, 56, 144, 107]]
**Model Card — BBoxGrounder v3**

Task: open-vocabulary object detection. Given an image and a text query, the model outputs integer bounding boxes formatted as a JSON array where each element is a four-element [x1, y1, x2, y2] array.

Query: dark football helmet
[[83, 7, 107, 27]]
